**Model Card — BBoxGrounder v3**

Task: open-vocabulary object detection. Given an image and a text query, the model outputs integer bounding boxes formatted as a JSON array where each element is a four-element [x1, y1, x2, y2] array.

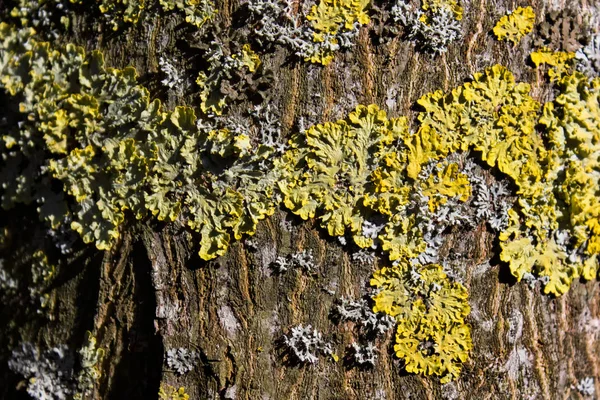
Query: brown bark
[[2, 0, 600, 399]]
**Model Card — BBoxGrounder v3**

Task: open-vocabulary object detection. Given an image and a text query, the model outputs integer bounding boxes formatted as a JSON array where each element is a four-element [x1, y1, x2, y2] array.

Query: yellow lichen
[[159, 0, 217, 28], [413, 62, 600, 296], [421, 0, 463, 21], [493, 6, 535, 45], [530, 47, 576, 81], [197, 43, 263, 116], [232, 44, 262, 73], [159, 385, 190, 400], [279, 104, 413, 248], [0, 24, 279, 261], [304, 0, 371, 65], [371, 262, 472, 383], [420, 162, 471, 212], [89, 0, 216, 30]]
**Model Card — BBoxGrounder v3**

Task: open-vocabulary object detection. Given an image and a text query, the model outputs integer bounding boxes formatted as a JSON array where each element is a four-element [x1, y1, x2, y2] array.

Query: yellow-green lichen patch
[[371, 262, 472, 383], [68, 0, 216, 31], [0, 29, 158, 249], [419, 162, 471, 212], [414, 63, 600, 295], [279, 104, 413, 249], [278, 104, 479, 264], [196, 42, 265, 116], [159, 0, 217, 28], [95, 0, 145, 30], [493, 6, 535, 45], [0, 23, 280, 260], [74, 331, 105, 399], [304, 0, 371, 65], [421, 0, 463, 21], [496, 71, 600, 295], [534, 72, 600, 292], [414, 64, 544, 195], [159, 384, 190, 400], [530, 47, 576, 81]]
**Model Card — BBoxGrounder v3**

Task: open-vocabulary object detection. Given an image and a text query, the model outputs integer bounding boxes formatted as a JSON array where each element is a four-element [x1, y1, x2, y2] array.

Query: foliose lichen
[[0, 24, 282, 261], [195, 39, 265, 116], [493, 6, 535, 45], [576, 33, 600, 77], [8, 335, 103, 400], [530, 46, 576, 81], [10, 0, 78, 39], [282, 324, 333, 364], [159, 0, 217, 29], [74, 332, 104, 399], [576, 376, 595, 397], [272, 249, 317, 274], [371, 262, 471, 382], [77, 0, 216, 31], [332, 296, 395, 337], [349, 341, 378, 367], [8, 343, 75, 400], [159, 384, 190, 400], [166, 347, 198, 375], [390, 0, 463, 54], [245, 0, 369, 65]]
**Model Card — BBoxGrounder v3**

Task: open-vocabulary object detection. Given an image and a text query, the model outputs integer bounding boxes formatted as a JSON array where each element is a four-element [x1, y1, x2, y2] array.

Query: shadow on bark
[[105, 240, 164, 400]]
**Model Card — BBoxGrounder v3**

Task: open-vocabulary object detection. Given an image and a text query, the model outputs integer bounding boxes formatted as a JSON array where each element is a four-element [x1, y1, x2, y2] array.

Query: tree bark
[[2, 0, 600, 399]]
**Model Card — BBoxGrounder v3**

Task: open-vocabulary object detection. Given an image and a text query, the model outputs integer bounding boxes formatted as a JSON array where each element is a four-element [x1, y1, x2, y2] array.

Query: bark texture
[[1, 0, 600, 399]]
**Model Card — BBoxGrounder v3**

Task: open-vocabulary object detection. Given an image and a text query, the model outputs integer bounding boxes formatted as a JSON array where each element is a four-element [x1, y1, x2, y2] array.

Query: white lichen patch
[[218, 304, 241, 337]]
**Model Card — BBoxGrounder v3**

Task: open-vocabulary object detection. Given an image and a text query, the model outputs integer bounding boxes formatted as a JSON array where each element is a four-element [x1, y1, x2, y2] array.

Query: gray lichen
[[282, 324, 333, 364], [576, 376, 595, 397], [166, 347, 199, 375], [158, 56, 185, 94], [8, 343, 75, 400], [333, 297, 395, 337], [391, 1, 461, 54], [466, 161, 511, 232], [350, 341, 378, 367], [576, 33, 600, 77], [352, 248, 376, 265], [272, 249, 317, 274], [245, 0, 359, 63]]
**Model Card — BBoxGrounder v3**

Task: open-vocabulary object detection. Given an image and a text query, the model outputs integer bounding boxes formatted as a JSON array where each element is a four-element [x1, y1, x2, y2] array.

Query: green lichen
[[493, 6, 535, 45], [0, 23, 279, 260], [74, 331, 104, 399], [68, 0, 215, 30], [159, 0, 217, 28], [196, 42, 263, 116]]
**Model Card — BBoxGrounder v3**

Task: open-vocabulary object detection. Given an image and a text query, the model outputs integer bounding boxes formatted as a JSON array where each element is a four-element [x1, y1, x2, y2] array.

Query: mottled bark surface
[[1, 0, 600, 399]]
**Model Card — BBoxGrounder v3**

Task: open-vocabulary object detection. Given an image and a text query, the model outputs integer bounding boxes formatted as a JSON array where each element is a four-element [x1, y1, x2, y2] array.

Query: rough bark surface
[[1, 0, 600, 399]]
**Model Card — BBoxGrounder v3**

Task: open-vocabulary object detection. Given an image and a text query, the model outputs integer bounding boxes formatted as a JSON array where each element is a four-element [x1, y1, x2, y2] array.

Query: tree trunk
[[1, 0, 600, 399]]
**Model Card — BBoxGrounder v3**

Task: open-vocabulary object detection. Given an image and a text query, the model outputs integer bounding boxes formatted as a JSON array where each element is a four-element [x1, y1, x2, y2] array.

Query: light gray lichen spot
[[218, 305, 241, 337], [505, 346, 532, 381], [224, 384, 237, 399], [507, 309, 524, 344]]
